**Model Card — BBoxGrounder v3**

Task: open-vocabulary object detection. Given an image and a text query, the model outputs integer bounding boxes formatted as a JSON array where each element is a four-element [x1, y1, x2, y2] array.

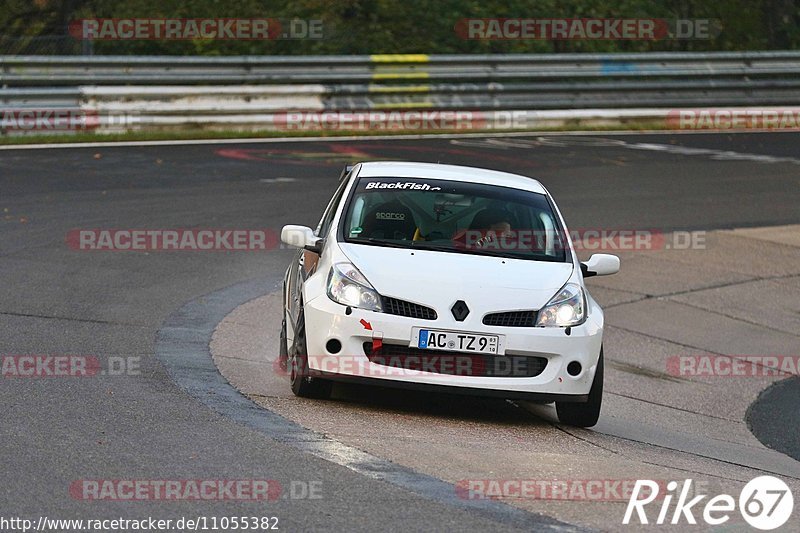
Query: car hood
[[338, 243, 574, 313]]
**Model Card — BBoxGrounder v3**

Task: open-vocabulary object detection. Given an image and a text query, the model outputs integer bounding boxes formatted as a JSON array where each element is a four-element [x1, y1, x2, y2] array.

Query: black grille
[[483, 310, 538, 327], [381, 296, 437, 320], [363, 343, 547, 378]]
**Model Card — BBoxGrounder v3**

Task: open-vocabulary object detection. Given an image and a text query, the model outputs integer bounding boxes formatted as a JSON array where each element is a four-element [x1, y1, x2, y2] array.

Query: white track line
[[1, 128, 797, 151]]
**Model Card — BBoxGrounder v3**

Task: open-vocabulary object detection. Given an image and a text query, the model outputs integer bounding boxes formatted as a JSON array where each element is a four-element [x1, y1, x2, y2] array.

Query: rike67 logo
[[624, 476, 794, 530]]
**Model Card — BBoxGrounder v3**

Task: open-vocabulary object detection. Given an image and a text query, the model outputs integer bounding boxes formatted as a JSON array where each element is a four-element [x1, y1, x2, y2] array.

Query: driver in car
[[470, 208, 515, 248]]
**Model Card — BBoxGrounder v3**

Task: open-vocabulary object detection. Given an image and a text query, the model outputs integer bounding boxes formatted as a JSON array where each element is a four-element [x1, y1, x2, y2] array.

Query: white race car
[[279, 162, 619, 427]]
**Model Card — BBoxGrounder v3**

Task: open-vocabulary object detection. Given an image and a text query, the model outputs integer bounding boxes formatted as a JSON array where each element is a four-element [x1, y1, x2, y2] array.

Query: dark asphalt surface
[[747, 377, 800, 462], [1, 131, 798, 530]]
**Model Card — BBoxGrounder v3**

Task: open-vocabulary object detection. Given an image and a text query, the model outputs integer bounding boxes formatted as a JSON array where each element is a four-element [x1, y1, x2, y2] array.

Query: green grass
[[0, 122, 670, 146]]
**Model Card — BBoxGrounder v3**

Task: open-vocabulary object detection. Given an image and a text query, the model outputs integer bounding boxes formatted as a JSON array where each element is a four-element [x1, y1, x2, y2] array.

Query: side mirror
[[581, 253, 620, 278], [281, 225, 322, 253]]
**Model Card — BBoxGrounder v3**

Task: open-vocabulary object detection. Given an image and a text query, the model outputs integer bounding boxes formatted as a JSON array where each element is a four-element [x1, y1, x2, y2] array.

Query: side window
[[315, 175, 350, 239]]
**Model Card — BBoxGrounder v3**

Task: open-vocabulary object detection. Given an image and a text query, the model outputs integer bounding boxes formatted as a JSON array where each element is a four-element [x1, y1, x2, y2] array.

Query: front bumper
[[302, 294, 604, 399]]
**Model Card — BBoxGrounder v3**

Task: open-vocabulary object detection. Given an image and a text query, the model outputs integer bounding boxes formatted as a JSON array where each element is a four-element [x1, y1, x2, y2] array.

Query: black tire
[[289, 310, 332, 399], [556, 348, 603, 427]]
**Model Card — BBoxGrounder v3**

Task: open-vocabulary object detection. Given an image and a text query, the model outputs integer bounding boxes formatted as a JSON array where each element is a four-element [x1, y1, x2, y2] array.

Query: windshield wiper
[[408, 242, 506, 256], [350, 238, 413, 249], [411, 242, 563, 262], [349, 239, 562, 262]]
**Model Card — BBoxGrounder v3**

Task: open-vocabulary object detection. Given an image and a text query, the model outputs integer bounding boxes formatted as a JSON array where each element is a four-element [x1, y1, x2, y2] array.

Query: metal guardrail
[[2, 52, 800, 133]]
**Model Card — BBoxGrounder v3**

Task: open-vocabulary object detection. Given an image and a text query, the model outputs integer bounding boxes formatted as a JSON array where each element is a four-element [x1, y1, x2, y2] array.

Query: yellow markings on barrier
[[367, 84, 431, 93], [370, 54, 430, 81], [368, 82, 433, 108], [371, 72, 430, 80], [370, 54, 430, 63]]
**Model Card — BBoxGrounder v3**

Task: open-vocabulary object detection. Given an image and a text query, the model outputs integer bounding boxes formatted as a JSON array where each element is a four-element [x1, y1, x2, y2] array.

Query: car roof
[[355, 161, 547, 195]]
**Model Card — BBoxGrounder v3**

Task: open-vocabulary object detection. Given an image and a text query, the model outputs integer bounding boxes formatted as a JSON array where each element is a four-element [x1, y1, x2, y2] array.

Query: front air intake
[[381, 296, 437, 320]]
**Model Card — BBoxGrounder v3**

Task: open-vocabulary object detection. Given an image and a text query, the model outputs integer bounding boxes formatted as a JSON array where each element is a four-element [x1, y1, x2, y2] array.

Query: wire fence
[[0, 35, 93, 56]]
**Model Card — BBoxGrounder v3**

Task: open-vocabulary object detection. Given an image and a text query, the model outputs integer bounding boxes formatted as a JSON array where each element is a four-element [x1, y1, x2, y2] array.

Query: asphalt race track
[[1, 131, 799, 531]]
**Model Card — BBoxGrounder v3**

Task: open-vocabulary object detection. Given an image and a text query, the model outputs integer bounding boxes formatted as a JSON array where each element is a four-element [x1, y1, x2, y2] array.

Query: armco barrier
[[2, 52, 800, 133]]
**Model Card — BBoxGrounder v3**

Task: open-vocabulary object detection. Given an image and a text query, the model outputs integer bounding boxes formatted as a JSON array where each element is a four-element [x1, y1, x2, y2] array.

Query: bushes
[[1, 0, 798, 55]]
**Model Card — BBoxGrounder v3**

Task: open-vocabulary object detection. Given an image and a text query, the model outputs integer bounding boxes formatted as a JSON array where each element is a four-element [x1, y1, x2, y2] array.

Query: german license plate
[[415, 329, 499, 355]]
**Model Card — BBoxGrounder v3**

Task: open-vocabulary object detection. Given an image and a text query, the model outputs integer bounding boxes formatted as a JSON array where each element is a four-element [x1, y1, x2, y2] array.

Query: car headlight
[[327, 262, 383, 312], [536, 283, 586, 327]]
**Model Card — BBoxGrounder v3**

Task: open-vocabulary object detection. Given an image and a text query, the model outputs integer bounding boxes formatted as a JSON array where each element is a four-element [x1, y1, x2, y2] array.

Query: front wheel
[[556, 348, 603, 427], [289, 310, 332, 399]]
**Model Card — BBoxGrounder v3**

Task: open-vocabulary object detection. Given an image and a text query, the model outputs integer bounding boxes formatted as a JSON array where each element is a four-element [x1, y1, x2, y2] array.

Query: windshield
[[341, 176, 569, 262]]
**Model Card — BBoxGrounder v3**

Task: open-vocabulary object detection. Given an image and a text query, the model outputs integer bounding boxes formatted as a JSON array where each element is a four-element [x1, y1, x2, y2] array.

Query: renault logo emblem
[[451, 300, 470, 321]]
